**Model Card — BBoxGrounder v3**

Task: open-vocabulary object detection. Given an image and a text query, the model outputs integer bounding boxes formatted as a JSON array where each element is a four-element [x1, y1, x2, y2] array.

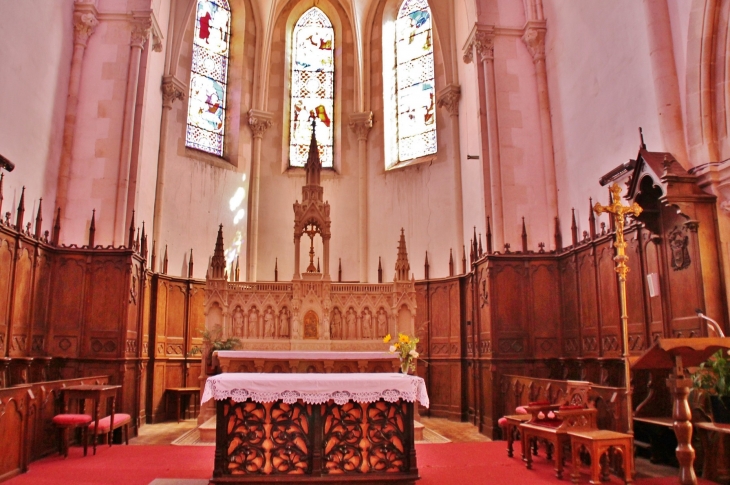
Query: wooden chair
[[520, 381, 598, 479], [88, 413, 132, 448], [51, 413, 92, 457]]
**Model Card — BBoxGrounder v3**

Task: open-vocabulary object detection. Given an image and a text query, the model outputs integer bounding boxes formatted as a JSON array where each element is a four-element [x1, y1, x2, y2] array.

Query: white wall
[[0, 0, 74, 229]]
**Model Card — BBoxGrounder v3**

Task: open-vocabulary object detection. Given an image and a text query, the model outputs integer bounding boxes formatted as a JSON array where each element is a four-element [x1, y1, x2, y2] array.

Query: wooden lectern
[[633, 337, 730, 485]]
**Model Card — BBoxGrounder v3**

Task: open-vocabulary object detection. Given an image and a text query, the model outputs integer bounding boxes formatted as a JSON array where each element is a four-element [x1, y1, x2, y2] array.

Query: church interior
[[2, 0, 730, 483]]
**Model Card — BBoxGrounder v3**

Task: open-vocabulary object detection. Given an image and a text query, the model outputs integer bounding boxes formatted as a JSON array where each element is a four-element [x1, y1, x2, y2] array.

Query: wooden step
[[198, 416, 216, 442]]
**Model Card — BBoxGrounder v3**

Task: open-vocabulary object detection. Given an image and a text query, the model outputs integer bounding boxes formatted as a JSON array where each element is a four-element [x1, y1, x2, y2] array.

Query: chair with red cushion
[[52, 413, 92, 457], [88, 413, 131, 447]]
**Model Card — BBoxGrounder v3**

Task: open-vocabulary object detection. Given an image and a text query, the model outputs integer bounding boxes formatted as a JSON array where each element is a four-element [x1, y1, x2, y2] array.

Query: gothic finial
[[52, 207, 61, 246], [128, 210, 135, 248], [274, 257, 278, 282], [163, 244, 168, 274], [521, 217, 528, 253], [486, 217, 493, 254], [0, 173, 3, 216], [305, 119, 322, 187], [394, 229, 410, 282], [378, 256, 383, 283], [34, 198, 43, 239], [15, 186, 25, 232], [188, 248, 194, 278], [235, 256, 240, 281], [88, 209, 96, 248], [449, 248, 454, 276], [317, 257, 320, 273], [141, 221, 147, 258], [462, 245, 467, 274], [478, 234, 483, 256], [639, 127, 646, 149], [210, 224, 226, 279], [554, 216, 562, 252], [151, 240, 156, 272], [571, 208, 578, 245], [588, 197, 597, 240], [424, 251, 430, 280], [472, 226, 478, 258], [338, 258, 342, 282], [135, 227, 140, 251]]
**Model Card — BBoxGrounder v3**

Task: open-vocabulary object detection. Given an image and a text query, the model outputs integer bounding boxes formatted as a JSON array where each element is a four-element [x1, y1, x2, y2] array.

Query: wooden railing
[[0, 375, 109, 482]]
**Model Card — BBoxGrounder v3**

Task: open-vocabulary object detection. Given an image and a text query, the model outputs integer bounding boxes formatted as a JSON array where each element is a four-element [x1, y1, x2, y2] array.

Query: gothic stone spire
[[305, 120, 321, 187], [394, 228, 410, 282], [210, 224, 226, 279]]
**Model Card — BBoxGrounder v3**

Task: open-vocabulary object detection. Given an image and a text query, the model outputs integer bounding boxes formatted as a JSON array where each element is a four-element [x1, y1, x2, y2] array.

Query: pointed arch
[[288, 7, 335, 168], [185, 0, 231, 156], [390, 0, 437, 167]]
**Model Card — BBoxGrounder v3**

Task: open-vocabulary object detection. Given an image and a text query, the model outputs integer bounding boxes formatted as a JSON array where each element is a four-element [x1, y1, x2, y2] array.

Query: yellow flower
[[399, 333, 410, 344], [383, 334, 392, 343]]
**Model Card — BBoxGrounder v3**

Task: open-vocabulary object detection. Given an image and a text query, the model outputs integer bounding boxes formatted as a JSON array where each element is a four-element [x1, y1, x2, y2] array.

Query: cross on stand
[[593, 183, 642, 434]]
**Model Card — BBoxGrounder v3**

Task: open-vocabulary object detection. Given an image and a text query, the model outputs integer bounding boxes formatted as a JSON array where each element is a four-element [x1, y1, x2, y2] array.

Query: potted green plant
[[692, 349, 730, 424], [190, 325, 241, 374]]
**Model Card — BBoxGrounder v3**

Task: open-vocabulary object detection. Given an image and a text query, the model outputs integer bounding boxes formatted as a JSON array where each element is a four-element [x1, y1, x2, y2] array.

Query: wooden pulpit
[[633, 337, 730, 485]]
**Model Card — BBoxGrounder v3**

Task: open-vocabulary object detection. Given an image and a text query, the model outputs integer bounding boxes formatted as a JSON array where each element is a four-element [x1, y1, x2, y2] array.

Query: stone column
[[522, 21, 559, 232], [464, 26, 504, 249], [246, 110, 273, 281], [55, 3, 98, 223], [323, 236, 330, 279], [437, 84, 464, 254], [294, 236, 302, 279], [152, 76, 185, 262], [642, 0, 689, 167], [349, 112, 373, 282], [114, 17, 151, 246]]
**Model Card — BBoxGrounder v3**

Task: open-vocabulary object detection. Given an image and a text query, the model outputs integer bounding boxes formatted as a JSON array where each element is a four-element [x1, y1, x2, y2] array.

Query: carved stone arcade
[[205, 126, 417, 352]]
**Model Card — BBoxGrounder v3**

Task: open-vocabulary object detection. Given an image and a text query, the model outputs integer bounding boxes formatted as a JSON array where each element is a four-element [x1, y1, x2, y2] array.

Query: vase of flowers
[[383, 333, 419, 375], [692, 349, 730, 424]]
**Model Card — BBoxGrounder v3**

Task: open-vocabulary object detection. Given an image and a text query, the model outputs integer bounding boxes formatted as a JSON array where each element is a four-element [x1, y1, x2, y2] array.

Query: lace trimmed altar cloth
[[215, 350, 397, 360], [202, 372, 429, 407]]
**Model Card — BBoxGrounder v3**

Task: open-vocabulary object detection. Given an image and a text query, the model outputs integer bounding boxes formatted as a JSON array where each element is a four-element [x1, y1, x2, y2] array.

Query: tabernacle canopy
[[202, 372, 429, 407]]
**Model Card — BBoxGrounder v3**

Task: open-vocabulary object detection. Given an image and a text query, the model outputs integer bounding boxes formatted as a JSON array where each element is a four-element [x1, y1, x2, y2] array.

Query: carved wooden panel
[[642, 235, 665, 344], [167, 283, 186, 339], [577, 248, 599, 356], [89, 260, 124, 333], [9, 246, 33, 356], [0, 236, 15, 338], [559, 255, 580, 356], [50, 257, 85, 334], [31, 250, 52, 353], [492, 262, 528, 335], [0, 385, 28, 480], [625, 231, 647, 353], [189, 284, 206, 353], [530, 261, 560, 358]]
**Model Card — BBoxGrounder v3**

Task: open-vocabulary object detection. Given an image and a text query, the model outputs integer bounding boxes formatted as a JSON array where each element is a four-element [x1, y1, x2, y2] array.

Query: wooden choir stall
[[202, 372, 429, 484]]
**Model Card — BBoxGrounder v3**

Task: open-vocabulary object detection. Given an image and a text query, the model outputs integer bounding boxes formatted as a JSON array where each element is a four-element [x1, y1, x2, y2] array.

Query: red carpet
[[3, 441, 715, 485]]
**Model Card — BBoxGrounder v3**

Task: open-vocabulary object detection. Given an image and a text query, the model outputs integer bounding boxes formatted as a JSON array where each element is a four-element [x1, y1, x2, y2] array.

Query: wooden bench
[[521, 381, 598, 479], [88, 413, 131, 447]]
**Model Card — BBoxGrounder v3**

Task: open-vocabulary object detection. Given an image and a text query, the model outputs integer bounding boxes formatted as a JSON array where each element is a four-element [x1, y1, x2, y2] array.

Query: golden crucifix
[[593, 183, 642, 434]]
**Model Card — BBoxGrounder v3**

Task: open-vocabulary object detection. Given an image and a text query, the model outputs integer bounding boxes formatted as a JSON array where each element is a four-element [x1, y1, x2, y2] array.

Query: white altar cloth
[[215, 350, 397, 360], [202, 372, 429, 408]]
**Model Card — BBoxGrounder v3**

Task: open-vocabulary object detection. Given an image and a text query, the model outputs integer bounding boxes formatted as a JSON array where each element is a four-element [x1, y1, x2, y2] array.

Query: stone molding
[[463, 24, 495, 64], [348, 112, 373, 142], [437, 84, 461, 116], [522, 20, 547, 62], [248, 109, 274, 139], [161, 76, 185, 108]]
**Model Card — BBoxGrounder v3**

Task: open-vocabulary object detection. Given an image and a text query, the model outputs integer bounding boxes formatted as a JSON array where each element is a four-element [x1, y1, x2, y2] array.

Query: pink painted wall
[[0, 0, 74, 229], [542, 0, 663, 238]]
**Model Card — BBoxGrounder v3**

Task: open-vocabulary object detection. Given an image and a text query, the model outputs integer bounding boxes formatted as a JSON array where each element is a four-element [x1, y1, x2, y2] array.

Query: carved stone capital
[[248, 109, 274, 139], [522, 21, 547, 62], [463, 24, 495, 64], [437, 84, 461, 116], [130, 18, 152, 49], [73, 10, 98, 47], [348, 112, 373, 142], [161, 75, 185, 109]]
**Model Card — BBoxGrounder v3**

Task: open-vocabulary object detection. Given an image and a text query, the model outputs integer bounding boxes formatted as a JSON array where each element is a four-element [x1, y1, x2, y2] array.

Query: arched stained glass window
[[289, 7, 335, 168], [395, 0, 436, 163], [186, 0, 231, 157]]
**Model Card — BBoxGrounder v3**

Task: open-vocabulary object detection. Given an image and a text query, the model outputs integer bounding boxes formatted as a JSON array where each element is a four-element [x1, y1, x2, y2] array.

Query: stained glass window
[[186, 0, 231, 157], [289, 8, 335, 168], [395, 0, 436, 162]]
